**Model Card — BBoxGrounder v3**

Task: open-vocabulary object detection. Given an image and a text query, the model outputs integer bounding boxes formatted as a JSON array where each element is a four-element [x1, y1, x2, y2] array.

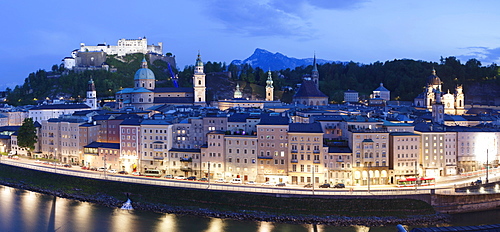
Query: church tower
[[193, 52, 206, 105], [454, 85, 465, 115], [432, 89, 444, 124], [265, 70, 274, 101], [425, 68, 441, 110], [85, 78, 98, 109], [234, 83, 242, 99], [311, 54, 319, 89]]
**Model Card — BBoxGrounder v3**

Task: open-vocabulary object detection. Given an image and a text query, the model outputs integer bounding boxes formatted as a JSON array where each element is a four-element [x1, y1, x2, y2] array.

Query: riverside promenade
[[2, 158, 500, 213]]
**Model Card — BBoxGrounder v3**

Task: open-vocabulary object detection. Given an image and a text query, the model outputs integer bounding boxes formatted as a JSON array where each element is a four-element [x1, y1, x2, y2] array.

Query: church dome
[[134, 58, 155, 80], [134, 68, 155, 80], [427, 69, 441, 85]]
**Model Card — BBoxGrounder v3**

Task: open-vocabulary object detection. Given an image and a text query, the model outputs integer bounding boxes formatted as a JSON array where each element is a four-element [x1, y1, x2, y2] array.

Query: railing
[[3, 160, 500, 197]]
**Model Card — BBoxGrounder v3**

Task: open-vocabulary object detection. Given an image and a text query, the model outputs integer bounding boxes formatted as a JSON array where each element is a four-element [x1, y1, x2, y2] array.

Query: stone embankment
[[0, 179, 449, 227]]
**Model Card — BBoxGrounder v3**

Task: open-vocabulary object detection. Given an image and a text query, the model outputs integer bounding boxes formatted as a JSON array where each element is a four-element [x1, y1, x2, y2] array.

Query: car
[[11, 155, 19, 160], [304, 183, 313, 188], [215, 178, 226, 183], [186, 176, 197, 181], [164, 174, 174, 179], [107, 169, 117, 174], [198, 178, 208, 182], [97, 167, 107, 172], [81, 166, 89, 170], [63, 164, 72, 168], [261, 182, 273, 186], [230, 178, 242, 184], [132, 171, 141, 176], [118, 171, 128, 175], [334, 183, 346, 188], [275, 182, 286, 187], [89, 167, 98, 171], [35, 160, 42, 163], [175, 175, 186, 180], [319, 183, 331, 188], [245, 181, 256, 185]]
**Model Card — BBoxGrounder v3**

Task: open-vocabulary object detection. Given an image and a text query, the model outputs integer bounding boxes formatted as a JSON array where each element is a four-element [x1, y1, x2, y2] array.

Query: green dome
[[134, 68, 155, 80]]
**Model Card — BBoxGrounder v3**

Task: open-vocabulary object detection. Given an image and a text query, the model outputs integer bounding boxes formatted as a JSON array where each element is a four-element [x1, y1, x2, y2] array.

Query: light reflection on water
[[0, 185, 498, 232]]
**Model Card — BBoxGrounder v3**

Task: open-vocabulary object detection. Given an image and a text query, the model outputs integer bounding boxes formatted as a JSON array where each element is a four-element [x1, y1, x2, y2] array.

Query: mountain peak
[[231, 49, 332, 71]]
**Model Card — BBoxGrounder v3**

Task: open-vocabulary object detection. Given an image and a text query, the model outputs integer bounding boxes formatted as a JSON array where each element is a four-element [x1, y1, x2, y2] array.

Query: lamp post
[[312, 165, 315, 195], [207, 161, 211, 189], [486, 149, 489, 184], [54, 148, 57, 173], [104, 154, 107, 180], [367, 167, 371, 193]]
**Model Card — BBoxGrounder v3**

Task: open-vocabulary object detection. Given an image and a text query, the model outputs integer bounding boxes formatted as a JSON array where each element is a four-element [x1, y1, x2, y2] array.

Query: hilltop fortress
[[62, 37, 174, 71]]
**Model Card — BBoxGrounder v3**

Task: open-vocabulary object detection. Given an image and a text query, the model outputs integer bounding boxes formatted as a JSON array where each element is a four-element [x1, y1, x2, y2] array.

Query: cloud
[[202, 0, 367, 38], [204, 0, 310, 38], [457, 47, 500, 65]]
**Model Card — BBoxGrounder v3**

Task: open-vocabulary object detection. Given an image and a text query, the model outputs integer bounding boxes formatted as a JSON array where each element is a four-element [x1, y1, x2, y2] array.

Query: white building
[[29, 104, 91, 123], [79, 37, 162, 56]]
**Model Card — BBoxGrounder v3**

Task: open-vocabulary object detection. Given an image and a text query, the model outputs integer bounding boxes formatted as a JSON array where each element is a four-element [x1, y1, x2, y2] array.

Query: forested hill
[[4, 54, 499, 106]]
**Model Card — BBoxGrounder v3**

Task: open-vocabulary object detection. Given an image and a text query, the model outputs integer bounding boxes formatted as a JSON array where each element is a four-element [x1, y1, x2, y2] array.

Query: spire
[[234, 82, 242, 98], [88, 77, 96, 91], [312, 53, 318, 72], [196, 51, 203, 67], [431, 67, 436, 76], [141, 56, 148, 69], [266, 70, 273, 88]]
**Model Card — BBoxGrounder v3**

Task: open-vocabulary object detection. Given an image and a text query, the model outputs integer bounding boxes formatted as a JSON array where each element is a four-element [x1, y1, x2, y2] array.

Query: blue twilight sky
[[1, 0, 500, 90]]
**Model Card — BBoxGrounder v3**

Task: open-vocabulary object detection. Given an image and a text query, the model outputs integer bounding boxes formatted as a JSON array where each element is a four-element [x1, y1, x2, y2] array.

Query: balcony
[[291, 149, 298, 153], [336, 159, 344, 162], [313, 160, 320, 164], [313, 150, 321, 154], [153, 148, 163, 152], [290, 159, 298, 163], [180, 157, 192, 162], [180, 166, 192, 172]]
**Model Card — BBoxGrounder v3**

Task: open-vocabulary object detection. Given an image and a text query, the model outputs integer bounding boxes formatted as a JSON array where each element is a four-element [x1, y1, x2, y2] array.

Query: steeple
[[234, 83, 242, 99], [193, 51, 206, 105], [195, 51, 204, 74], [141, 56, 148, 69], [86, 77, 98, 109], [311, 53, 319, 89], [265, 70, 274, 101]]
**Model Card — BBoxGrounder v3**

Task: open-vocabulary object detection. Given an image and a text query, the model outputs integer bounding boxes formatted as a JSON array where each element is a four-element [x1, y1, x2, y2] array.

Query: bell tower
[[265, 70, 274, 101], [85, 77, 98, 109], [193, 52, 206, 105]]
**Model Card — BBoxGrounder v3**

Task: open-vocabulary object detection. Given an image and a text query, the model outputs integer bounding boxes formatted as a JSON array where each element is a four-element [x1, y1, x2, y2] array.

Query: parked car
[[198, 178, 208, 182], [275, 182, 286, 187], [164, 174, 174, 179], [186, 176, 197, 181], [118, 171, 128, 175], [132, 171, 141, 176], [215, 178, 226, 183], [230, 178, 242, 184], [81, 166, 88, 170], [175, 175, 186, 180], [303, 183, 313, 188], [261, 182, 273, 186], [35, 160, 42, 163], [97, 167, 106, 172], [319, 183, 331, 188], [334, 183, 346, 188], [63, 164, 72, 168], [89, 167, 98, 171], [107, 169, 117, 174], [245, 181, 256, 185]]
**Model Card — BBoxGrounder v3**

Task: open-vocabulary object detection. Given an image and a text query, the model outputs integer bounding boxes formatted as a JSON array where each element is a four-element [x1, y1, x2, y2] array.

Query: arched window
[[198, 80, 201, 85]]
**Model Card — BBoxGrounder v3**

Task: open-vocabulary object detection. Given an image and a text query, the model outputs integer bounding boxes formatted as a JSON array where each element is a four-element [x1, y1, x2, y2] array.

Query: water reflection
[[0, 185, 497, 232]]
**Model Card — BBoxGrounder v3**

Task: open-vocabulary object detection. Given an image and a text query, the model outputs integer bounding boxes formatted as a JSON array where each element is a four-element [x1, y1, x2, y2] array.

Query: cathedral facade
[[115, 54, 207, 110], [414, 69, 465, 115]]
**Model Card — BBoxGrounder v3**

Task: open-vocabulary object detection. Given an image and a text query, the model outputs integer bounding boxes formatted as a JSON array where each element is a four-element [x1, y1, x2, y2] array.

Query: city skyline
[[2, 0, 500, 90]]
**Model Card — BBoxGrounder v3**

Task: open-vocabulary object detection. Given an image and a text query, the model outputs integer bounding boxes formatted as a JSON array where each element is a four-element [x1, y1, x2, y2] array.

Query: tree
[[17, 118, 38, 157]]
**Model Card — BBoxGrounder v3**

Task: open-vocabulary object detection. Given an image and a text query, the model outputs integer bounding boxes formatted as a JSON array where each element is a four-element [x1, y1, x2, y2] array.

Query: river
[[0, 185, 498, 232]]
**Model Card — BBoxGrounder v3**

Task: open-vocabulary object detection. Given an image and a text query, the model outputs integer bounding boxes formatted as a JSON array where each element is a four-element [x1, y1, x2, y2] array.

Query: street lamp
[[207, 161, 210, 189], [486, 149, 489, 184], [54, 148, 57, 173]]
